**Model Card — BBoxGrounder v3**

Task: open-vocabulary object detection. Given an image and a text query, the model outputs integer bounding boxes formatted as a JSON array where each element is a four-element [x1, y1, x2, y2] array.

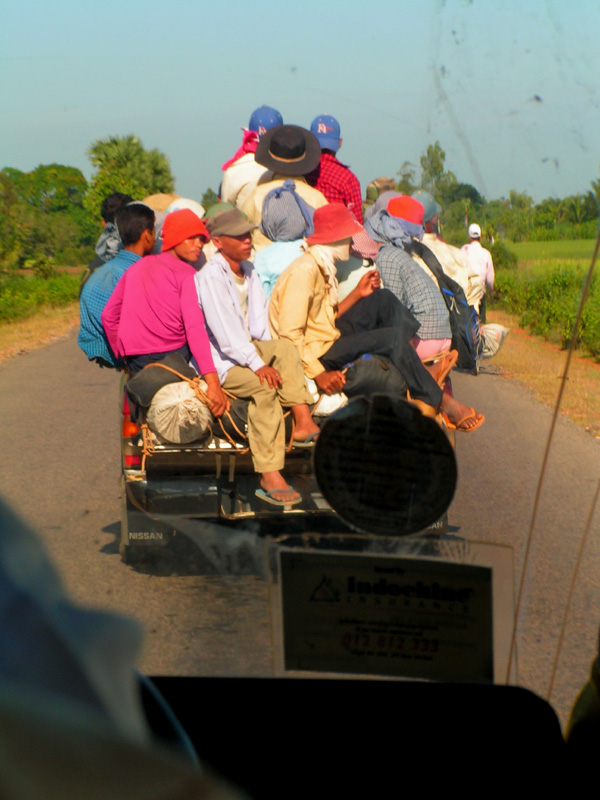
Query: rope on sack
[[139, 422, 155, 472], [136, 363, 251, 469]]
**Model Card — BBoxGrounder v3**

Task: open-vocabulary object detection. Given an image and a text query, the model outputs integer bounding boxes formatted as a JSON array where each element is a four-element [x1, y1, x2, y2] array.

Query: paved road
[[0, 333, 271, 676], [451, 363, 600, 723], [2, 331, 600, 725]]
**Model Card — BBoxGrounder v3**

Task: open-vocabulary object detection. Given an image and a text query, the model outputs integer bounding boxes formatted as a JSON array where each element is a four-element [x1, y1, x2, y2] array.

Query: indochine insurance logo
[[310, 571, 475, 614]]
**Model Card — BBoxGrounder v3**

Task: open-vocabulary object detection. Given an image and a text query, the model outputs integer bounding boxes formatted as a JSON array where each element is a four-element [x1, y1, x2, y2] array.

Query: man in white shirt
[[461, 223, 495, 321], [196, 208, 320, 507], [220, 105, 282, 210]]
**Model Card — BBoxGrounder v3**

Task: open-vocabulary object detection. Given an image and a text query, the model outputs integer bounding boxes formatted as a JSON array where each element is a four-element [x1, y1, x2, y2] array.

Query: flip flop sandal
[[454, 408, 485, 433], [255, 485, 302, 507], [292, 432, 319, 449], [441, 412, 456, 431]]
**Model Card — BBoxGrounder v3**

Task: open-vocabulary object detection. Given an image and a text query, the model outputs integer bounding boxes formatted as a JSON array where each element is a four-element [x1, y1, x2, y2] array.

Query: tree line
[[1, 135, 598, 273], [0, 135, 174, 273], [402, 141, 599, 247]]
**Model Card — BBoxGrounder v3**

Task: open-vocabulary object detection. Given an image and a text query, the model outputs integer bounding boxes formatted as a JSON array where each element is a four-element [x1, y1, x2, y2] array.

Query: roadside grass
[[0, 270, 81, 324], [508, 258, 585, 272], [486, 308, 600, 437], [507, 239, 596, 262], [0, 267, 83, 362], [0, 302, 79, 364]]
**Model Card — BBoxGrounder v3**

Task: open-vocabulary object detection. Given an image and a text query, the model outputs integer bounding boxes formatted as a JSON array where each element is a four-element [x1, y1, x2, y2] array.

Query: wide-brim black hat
[[255, 124, 321, 176]]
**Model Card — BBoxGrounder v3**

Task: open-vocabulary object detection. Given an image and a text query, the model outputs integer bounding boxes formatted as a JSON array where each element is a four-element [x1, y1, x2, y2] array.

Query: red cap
[[162, 209, 210, 252], [387, 196, 425, 225], [307, 203, 364, 245]]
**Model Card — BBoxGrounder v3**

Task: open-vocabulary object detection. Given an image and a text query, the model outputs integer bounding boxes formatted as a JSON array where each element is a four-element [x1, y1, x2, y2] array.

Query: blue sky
[[2, 0, 599, 204]]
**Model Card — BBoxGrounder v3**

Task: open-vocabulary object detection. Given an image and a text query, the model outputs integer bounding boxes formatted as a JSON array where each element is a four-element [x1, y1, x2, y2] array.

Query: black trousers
[[479, 294, 487, 324], [320, 289, 443, 407], [126, 343, 192, 374]]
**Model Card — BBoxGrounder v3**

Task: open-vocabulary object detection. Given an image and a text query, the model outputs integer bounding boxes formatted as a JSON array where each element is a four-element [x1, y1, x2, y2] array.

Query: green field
[[507, 239, 597, 262], [493, 239, 600, 360]]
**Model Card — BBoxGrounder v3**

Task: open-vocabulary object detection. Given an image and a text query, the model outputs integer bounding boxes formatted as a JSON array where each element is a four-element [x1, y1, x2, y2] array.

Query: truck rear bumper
[[121, 471, 340, 553]]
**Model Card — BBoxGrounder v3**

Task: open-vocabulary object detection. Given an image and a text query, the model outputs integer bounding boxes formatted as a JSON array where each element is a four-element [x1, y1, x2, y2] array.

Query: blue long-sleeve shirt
[[78, 249, 139, 365]]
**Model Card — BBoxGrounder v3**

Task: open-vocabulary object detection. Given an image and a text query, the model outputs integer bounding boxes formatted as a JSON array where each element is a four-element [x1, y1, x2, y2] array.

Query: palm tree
[[587, 176, 600, 218], [87, 135, 174, 194], [565, 194, 588, 225]]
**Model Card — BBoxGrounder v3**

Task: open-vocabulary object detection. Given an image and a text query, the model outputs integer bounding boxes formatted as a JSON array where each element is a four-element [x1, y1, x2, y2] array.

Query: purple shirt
[[101, 252, 216, 376]]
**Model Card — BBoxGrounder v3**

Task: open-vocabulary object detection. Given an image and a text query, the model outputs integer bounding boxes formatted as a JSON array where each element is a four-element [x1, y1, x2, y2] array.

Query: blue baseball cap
[[310, 114, 341, 152], [248, 105, 283, 137]]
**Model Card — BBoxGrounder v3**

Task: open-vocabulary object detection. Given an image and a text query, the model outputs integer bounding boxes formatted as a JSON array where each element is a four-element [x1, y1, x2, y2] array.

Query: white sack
[[146, 381, 212, 443]]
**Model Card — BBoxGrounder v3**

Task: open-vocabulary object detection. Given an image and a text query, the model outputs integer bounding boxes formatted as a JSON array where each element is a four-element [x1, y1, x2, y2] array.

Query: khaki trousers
[[223, 339, 314, 473]]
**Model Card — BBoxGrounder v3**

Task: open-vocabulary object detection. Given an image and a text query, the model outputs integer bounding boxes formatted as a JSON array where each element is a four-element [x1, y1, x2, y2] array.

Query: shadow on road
[[101, 522, 223, 577]]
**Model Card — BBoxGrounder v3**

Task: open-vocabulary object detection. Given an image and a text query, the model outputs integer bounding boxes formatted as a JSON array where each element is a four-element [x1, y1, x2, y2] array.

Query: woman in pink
[[102, 209, 229, 417]]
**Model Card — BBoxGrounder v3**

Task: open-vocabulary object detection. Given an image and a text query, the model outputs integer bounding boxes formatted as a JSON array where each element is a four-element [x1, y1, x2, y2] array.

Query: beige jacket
[[269, 252, 340, 378]]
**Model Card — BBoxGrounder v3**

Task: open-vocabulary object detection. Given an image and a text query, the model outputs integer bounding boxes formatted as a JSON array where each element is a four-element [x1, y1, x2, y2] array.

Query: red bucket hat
[[162, 209, 210, 252], [306, 203, 364, 245], [386, 196, 425, 225]]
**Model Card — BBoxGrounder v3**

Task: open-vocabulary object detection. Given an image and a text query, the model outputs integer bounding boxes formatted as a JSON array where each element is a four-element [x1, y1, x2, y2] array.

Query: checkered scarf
[[364, 209, 423, 249], [259, 180, 315, 242]]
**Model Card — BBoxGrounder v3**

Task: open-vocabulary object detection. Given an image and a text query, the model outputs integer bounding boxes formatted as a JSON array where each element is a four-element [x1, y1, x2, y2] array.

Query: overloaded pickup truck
[[116, 254, 466, 562]]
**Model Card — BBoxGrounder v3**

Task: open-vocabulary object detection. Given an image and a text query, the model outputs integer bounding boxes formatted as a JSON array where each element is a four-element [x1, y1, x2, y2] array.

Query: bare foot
[[259, 471, 301, 504], [290, 405, 321, 443], [441, 394, 485, 432]]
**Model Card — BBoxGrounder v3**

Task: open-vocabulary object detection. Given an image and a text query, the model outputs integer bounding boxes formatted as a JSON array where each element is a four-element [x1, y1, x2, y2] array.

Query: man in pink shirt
[[101, 209, 229, 417]]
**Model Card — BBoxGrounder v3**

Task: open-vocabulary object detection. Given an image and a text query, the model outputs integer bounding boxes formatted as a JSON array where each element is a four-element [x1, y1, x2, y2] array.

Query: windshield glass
[[1, 0, 599, 734]]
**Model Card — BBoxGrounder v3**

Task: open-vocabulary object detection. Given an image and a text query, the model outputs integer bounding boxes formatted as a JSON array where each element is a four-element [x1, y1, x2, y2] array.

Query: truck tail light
[[122, 419, 140, 437], [122, 394, 140, 437]]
